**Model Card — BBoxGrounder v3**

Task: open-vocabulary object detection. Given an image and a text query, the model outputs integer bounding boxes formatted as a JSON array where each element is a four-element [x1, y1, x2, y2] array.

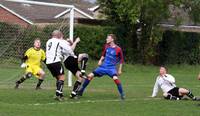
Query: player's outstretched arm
[[22, 55, 28, 63], [20, 55, 28, 68], [71, 37, 80, 51], [98, 56, 104, 66], [152, 77, 159, 97]]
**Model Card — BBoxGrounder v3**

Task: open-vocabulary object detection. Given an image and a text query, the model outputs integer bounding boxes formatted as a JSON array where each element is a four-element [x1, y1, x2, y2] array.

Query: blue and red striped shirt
[[101, 44, 124, 67]]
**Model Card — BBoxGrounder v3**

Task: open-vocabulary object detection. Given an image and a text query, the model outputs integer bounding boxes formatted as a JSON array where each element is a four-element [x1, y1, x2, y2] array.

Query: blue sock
[[117, 83, 124, 96], [114, 79, 124, 96], [79, 79, 90, 95]]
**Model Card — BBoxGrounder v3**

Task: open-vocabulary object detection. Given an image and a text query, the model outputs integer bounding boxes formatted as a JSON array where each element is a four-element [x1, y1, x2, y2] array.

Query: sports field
[[0, 62, 200, 116]]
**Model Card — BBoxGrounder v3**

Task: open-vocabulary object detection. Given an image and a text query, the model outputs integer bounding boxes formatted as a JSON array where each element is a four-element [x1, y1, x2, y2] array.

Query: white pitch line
[[0, 98, 162, 106], [24, 98, 161, 106]]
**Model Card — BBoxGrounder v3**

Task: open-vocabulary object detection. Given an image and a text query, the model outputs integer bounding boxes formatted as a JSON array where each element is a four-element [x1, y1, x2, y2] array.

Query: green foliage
[[1, 22, 200, 65], [73, 24, 127, 59], [158, 31, 200, 65], [188, 0, 200, 23], [98, 0, 200, 64]]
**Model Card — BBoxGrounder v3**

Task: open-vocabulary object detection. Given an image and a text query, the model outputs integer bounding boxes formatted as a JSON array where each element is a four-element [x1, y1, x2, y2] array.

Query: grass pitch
[[0, 62, 200, 116]]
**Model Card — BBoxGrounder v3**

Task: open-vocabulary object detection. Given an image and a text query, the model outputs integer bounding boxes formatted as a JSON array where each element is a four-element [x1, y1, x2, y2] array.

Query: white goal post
[[6, 0, 74, 87]]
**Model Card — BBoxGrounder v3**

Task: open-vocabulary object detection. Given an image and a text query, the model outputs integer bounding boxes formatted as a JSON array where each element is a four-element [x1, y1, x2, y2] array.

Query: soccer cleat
[[70, 92, 78, 99], [59, 96, 65, 101], [192, 97, 200, 101], [77, 91, 83, 97], [54, 95, 64, 102], [120, 94, 125, 100], [15, 82, 19, 89], [69, 94, 76, 99], [35, 86, 42, 90]]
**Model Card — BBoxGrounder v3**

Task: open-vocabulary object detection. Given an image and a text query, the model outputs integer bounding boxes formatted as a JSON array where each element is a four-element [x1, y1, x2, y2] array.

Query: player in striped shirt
[[78, 34, 125, 100]]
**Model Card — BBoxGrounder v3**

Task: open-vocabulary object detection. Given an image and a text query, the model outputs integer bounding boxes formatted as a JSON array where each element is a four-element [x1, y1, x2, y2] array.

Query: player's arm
[[118, 47, 124, 75], [41, 50, 46, 64], [98, 56, 104, 66], [152, 77, 160, 97], [61, 41, 75, 56], [118, 64, 123, 75], [98, 44, 107, 66], [22, 55, 28, 63], [70, 37, 80, 51], [20, 49, 31, 68]]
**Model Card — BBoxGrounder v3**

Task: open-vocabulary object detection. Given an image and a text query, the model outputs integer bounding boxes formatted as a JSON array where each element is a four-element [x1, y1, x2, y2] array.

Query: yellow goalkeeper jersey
[[25, 47, 45, 66]]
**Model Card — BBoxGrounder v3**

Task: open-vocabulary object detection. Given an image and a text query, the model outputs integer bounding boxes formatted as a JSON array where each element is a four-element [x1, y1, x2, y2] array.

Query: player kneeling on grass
[[15, 38, 46, 90], [77, 34, 125, 100], [152, 66, 199, 101]]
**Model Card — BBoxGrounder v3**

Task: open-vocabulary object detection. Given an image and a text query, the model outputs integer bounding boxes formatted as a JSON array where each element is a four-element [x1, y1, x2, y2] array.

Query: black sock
[[16, 75, 26, 84], [187, 91, 195, 99], [80, 57, 88, 75], [56, 80, 64, 97], [36, 79, 43, 88], [72, 81, 82, 95], [164, 94, 178, 100]]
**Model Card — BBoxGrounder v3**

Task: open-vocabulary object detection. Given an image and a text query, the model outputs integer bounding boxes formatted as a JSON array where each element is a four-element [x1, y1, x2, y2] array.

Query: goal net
[[0, 0, 75, 86]]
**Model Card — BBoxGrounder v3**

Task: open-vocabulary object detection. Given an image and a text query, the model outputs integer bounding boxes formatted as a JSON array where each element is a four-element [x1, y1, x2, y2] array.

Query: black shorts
[[46, 62, 64, 77], [167, 87, 183, 98], [64, 56, 80, 75]]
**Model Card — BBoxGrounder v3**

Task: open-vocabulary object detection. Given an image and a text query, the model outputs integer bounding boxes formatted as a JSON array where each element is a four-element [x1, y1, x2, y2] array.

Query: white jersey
[[60, 39, 77, 61], [46, 38, 74, 64], [152, 74, 176, 97]]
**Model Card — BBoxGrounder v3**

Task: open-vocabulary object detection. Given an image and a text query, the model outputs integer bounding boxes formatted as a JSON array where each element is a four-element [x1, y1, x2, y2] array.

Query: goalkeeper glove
[[20, 63, 27, 68]]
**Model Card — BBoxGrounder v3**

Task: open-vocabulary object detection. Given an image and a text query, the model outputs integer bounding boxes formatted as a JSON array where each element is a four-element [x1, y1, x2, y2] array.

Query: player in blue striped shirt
[[78, 34, 125, 100]]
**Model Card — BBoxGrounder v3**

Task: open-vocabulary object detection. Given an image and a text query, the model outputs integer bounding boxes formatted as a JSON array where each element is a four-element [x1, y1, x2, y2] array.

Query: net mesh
[[0, 18, 70, 64]]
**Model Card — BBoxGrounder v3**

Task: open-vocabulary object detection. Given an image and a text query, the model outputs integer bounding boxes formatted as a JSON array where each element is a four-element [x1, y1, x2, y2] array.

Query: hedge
[[0, 22, 200, 65], [157, 31, 200, 65]]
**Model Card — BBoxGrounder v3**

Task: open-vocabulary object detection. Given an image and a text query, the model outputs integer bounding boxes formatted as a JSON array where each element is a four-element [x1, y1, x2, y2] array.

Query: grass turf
[[0, 62, 200, 116]]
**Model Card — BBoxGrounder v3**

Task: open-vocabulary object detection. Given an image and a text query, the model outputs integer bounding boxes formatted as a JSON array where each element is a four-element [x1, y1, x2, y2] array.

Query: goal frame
[[6, 0, 75, 87]]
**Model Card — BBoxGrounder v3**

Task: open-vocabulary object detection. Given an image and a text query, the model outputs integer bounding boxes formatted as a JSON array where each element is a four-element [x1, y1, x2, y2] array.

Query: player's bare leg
[[35, 70, 45, 90], [15, 72, 32, 89], [179, 88, 199, 100]]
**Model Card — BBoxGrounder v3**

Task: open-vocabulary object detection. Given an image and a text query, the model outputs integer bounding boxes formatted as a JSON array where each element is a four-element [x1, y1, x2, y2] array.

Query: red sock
[[114, 79, 121, 85]]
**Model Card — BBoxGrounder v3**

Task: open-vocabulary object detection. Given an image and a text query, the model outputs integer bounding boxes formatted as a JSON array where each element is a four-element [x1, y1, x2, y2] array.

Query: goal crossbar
[[6, 0, 74, 8]]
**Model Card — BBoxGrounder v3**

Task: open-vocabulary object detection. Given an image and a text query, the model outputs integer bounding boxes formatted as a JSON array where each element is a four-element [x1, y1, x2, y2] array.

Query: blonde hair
[[108, 34, 117, 41], [34, 38, 41, 42]]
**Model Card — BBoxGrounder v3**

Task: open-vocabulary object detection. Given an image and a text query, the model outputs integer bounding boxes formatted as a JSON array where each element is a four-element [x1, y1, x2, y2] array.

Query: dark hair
[[160, 66, 168, 72]]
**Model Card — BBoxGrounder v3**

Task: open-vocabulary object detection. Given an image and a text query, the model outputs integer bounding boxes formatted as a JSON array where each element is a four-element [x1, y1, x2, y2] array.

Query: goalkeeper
[[152, 66, 199, 100], [15, 38, 46, 90]]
